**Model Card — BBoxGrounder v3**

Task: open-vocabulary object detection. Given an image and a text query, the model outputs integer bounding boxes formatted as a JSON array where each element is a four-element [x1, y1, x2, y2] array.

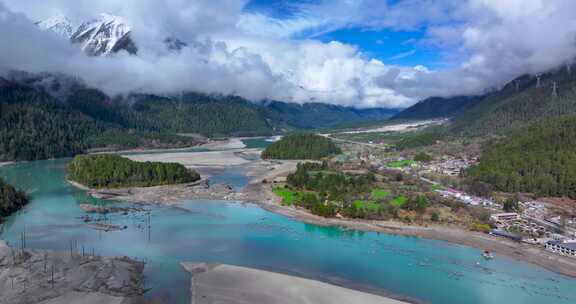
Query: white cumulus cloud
[[1, 0, 576, 108]]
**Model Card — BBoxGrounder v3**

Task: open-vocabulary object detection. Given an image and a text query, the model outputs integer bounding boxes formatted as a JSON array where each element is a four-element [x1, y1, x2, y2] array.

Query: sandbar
[[181, 263, 409, 304]]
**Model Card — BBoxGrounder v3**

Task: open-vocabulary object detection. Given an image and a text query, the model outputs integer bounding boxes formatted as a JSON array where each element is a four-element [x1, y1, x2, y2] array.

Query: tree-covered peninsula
[[68, 154, 200, 189], [261, 133, 341, 160], [0, 177, 28, 218]]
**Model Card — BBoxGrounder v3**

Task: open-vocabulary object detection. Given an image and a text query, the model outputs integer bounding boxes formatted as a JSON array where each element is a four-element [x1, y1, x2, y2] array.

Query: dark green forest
[[450, 66, 576, 136], [0, 84, 202, 161], [285, 162, 376, 217], [0, 177, 28, 218], [68, 154, 200, 188], [129, 93, 272, 137], [261, 133, 341, 160], [280, 162, 432, 219], [393, 96, 481, 121], [468, 114, 576, 198]]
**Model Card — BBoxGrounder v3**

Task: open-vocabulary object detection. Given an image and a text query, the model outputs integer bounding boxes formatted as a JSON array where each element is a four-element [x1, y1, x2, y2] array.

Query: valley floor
[[70, 145, 576, 279]]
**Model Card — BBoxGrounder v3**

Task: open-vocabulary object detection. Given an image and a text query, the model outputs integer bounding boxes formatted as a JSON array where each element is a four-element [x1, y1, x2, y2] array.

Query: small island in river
[[67, 154, 201, 189], [261, 133, 341, 160]]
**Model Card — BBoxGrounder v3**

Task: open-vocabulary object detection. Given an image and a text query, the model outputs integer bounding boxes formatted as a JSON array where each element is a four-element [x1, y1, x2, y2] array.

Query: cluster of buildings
[[521, 201, 548, 219], [435, 188, 495, 207], [421, 156, 478, 177], [490, 212, 550, 237], [336, 145, 576, 260], [490, 207, 576, 259]]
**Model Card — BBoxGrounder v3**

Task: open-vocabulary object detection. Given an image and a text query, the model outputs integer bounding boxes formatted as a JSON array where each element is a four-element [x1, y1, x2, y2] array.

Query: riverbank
[[69, 161, 293, 205], [83, 179, 242, 205], [257, 200, 576, 278], [0, 162, 13, 168], [67, 150, 576, 279], [0, 240, 145, 304], [236, 158, 576, 278], [181, 262, 410, 304]]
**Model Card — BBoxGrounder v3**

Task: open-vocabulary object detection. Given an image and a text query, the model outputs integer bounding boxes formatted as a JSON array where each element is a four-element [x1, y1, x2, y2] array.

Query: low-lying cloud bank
[[1, 0, 576, 108]]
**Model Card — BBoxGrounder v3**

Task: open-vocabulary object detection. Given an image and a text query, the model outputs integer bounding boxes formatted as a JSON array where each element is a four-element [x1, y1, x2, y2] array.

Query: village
[[330, 138, 576, 260]]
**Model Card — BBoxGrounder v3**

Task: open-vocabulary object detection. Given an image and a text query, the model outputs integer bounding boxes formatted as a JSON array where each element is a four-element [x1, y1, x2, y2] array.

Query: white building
[[545, 240, 576, 258], [490, 213, 520, 222]]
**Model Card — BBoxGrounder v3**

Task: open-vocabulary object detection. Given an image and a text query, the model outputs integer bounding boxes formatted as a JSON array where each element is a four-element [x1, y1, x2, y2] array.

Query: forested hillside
[[68, 154, 200, 188], [0, 73, 398, 161], [468, 114, 576, 198], [129, 93, 272, 137], [0, 82, 200, 161], [0, 83, 106, 160], [261, 100, 399, 129], [450, 65, 576, 136], [393, 96, 481, 121], [0, 177, 28, 218], [261, 133, 341, 160]]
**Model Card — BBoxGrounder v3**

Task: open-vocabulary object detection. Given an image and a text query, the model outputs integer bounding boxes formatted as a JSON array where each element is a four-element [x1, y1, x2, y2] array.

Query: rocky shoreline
[[0, 240, 145, 304], [79, 179, 243, 205]]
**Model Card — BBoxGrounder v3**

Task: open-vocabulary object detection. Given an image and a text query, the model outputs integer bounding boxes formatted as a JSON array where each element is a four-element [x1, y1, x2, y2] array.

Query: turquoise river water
[[1, 155, 575, 303]]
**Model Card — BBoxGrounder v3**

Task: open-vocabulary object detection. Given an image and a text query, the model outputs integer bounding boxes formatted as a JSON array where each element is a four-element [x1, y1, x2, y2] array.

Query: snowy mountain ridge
[[38, 13, 137, 56], [37, 14, 77, 38]]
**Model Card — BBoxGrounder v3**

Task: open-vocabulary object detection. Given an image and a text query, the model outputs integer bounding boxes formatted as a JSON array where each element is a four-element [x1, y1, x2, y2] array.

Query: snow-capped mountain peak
[[38, 13, 137, 56], [38, 13, 187, 57], [37, 14, 76, 38], [71, 13, 134, 56]]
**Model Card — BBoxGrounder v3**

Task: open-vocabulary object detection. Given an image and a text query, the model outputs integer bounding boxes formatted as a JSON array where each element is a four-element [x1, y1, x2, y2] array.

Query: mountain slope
[[0, 78, 252, 161], [39, 14, 137, 56], [468, 114, 576, 198], [261, 100, 399, 130], [0, 73, 399, 161], [37, 15, 76, 38], [127, 93, 273, 137], [0, 80, 107, 160], [393, 96, 482, 121], [450, 64, 576, 136]]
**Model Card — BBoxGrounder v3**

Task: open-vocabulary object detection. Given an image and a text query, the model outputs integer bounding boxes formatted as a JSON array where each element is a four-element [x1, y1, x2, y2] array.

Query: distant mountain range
[[393, 62, 576, 136], [261, 100, 398, 130], [0, 72, 398, 161]]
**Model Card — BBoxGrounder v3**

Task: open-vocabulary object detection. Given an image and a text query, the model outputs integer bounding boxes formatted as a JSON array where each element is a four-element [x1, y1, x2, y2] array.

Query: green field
[[387, 159, 415, 168], [273, 187, 305, 206], [391, 196, 408, 207], [431, 184, 445, 191], [400, 185, 418, 191], [353, 200, 382, 212], [371, 189, 390, 200]]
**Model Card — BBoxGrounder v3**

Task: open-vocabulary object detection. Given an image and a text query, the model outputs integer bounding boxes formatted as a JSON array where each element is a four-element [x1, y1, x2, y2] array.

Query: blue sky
[[4, 0, 575, 109], [317, 28, 442, 67], [244, 0, 443, 67]]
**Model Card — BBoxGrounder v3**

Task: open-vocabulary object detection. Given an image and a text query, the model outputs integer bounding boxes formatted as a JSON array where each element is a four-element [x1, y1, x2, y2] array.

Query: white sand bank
[[181, 263, 409, 304], [123, 149, 258, 168]]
